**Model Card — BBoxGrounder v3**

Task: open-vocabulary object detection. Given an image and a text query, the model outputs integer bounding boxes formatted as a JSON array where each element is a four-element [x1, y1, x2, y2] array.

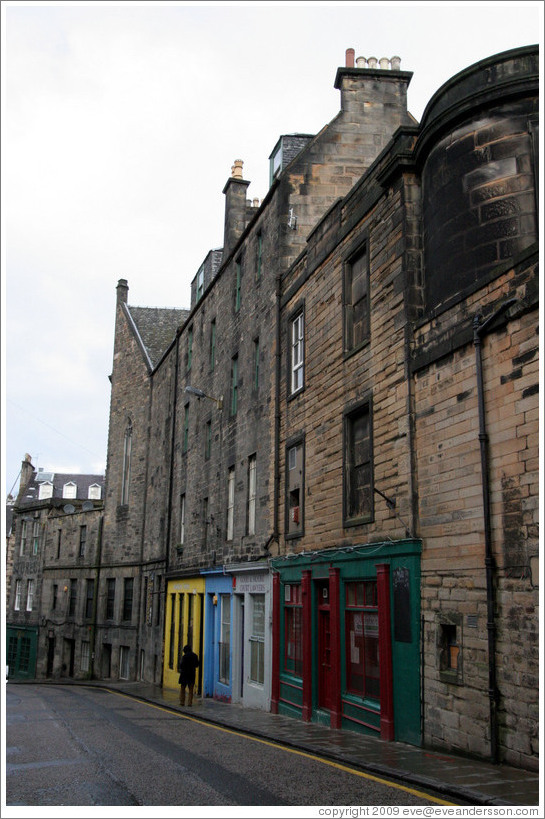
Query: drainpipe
[[274, 275, 282, 546], [473, 297, 518, 764], [165, 331, 181, 576], [90, 514, 104, 680]]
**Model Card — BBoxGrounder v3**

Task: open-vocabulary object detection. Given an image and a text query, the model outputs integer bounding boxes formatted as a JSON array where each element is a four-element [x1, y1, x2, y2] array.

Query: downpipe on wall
[[473, 297, 518, 764]]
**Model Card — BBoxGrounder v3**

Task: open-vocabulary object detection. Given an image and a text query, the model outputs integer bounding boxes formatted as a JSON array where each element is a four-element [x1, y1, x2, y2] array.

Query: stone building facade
[[6, 45, 538, 770], [272, 45, 538, 769], [6, 457, 105, 680]]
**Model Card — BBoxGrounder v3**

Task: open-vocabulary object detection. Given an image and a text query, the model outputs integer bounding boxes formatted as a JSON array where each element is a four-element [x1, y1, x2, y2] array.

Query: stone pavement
[[87, 680, 540, 807]]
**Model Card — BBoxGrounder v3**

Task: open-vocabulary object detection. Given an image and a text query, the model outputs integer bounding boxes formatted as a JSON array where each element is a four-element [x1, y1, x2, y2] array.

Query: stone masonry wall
[[414, 257, 539, 768]]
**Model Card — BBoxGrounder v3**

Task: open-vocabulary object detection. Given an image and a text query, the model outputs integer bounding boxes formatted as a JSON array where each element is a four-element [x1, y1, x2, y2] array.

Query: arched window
[[121, 420, 132, 505]]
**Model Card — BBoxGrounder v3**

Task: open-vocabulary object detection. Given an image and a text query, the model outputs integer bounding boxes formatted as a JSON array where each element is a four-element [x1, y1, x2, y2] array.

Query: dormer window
[[88, 484, 102, 500], [269, 140, 283, 186], [63, 482, 77, 499], [38, 482, 53, 500], [196, 266, 204, 302]]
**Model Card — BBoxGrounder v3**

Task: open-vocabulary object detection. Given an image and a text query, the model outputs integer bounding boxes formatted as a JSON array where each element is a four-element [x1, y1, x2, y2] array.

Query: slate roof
[[127, 306, 188, 368], [17, 471, 106, 505]]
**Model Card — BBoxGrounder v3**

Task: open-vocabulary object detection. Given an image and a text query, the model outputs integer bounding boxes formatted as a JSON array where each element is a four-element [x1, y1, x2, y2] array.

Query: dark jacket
[[178, 650, 200, 685]]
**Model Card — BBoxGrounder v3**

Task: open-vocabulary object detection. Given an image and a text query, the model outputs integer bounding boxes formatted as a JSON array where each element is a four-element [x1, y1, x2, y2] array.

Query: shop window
[[344, 241, 370, 353], [286, 440, 304, 538], [168, 593, 176, 669], [81, 641, 90, 673], [344, 401, 373, 525], [119, 646, 130, 680], [345, 580, 380, 699], [177, 593, 185, 671], [219, 595, 231, 684], [284, 583, 303, 676], [250, 594, 265, 684]]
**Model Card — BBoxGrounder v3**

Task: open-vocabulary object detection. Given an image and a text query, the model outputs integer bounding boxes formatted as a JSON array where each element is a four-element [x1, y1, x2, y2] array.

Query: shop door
[[318, 584, 333, 710]]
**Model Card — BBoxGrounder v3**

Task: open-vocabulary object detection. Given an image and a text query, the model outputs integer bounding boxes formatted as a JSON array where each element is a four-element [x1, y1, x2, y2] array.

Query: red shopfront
[[270, 541, 421, 745]]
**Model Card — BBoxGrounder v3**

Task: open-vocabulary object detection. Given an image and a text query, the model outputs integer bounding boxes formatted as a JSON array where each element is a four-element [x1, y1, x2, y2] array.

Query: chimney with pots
[[335, 48, 411, 119], [223, 160, 251, 258]]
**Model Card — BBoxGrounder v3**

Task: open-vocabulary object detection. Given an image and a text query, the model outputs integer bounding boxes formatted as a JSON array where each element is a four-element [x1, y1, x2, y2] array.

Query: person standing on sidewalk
[[178, 644, 200, 706]]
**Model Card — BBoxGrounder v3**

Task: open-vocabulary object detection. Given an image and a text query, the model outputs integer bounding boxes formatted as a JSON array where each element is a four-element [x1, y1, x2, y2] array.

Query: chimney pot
[[356, 56, 366, 68], [345, 48, 355, 68], [379, 57, 390, 70], [252, 198, 260, 207], [231, 159, 244, 179], [367, 56, 378, 69], [390, 55, 401, 71]]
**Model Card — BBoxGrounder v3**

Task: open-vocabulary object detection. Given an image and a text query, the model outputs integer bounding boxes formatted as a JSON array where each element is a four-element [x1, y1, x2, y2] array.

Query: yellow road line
[[104, 688, 456, 806]]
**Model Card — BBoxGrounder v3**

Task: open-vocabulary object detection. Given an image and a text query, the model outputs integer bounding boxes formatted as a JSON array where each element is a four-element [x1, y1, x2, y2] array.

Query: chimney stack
[[223, 159, 251, 258], [117, 278, 128, 305]]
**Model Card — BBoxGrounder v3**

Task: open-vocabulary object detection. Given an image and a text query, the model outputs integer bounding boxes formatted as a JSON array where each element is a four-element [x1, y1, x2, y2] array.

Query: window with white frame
[[196, 266, 204, 302], [227, 467, 235, 540], [290, 312, 304, 394], [81, 640, 90, 673], [39, 482, 53, 500], [219, 595, 231, 684], [26, 579, 34, 611], [88, 484, 102, 500], [63, 482, 77, 499], [14, 580, 21, 611], [32, 520, 40, 555], [20, 520, 27, 556], [250, 593, 265, 684], [248, 454, 257, 536]]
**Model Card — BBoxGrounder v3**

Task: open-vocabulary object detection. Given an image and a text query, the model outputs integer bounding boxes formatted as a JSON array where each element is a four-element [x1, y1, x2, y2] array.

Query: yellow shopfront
[[163, 576, 205, 692]]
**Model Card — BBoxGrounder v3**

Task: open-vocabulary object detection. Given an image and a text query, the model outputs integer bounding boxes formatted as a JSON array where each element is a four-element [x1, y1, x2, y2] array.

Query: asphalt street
[[5, 684, 459, 809]]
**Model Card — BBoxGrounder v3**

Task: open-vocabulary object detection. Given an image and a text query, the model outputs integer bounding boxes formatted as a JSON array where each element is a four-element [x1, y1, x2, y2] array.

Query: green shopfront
[[270, 540, 421, 745], [6, 626, 38, 680]]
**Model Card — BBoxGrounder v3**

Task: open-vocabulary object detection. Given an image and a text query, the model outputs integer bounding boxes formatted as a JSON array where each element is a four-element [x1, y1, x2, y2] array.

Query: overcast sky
[[2, 0, 542, 497]]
